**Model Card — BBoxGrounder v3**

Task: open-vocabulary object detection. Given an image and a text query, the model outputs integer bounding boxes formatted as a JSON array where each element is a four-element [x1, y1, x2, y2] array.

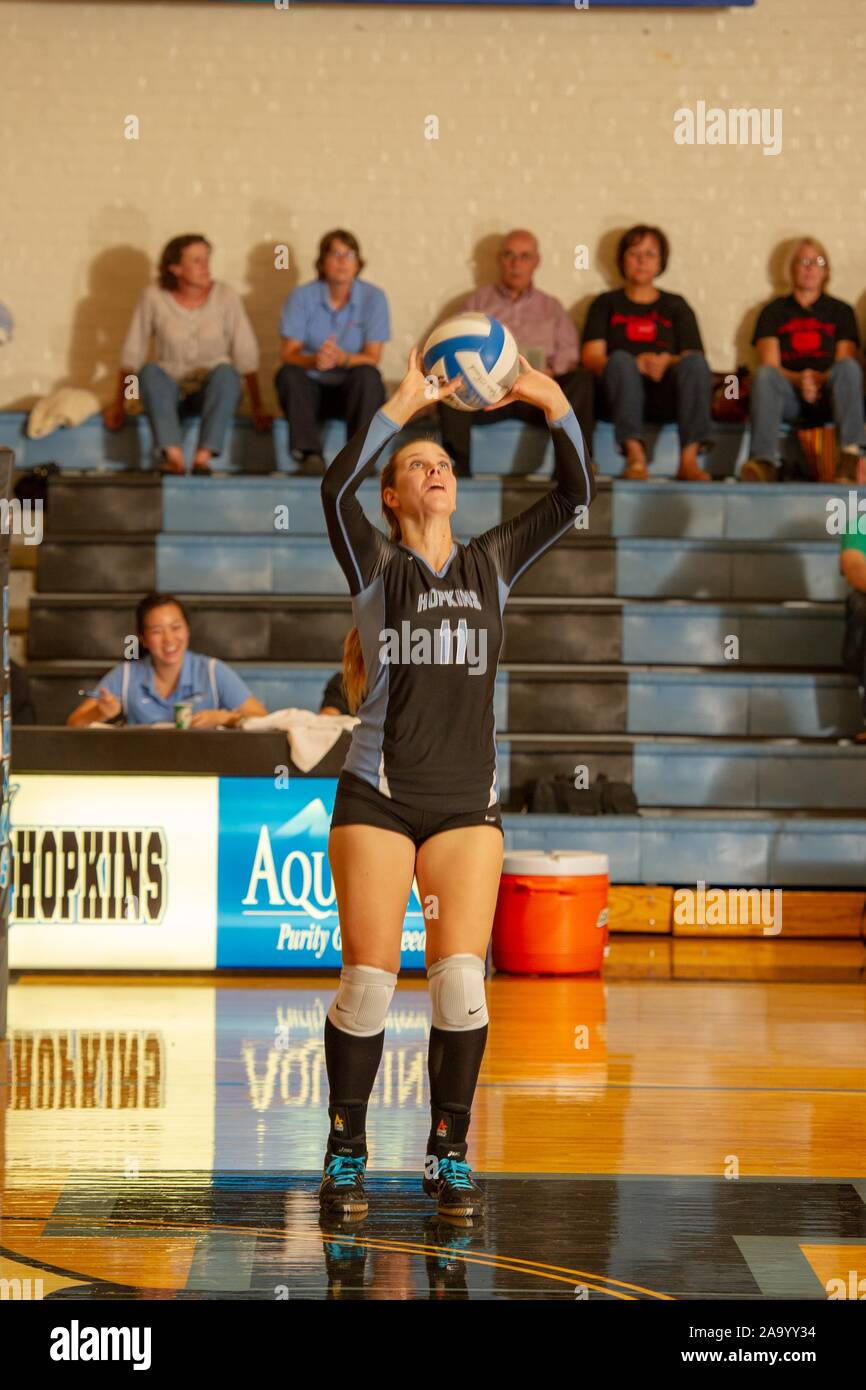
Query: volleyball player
[[318, 348, 594, 1218]]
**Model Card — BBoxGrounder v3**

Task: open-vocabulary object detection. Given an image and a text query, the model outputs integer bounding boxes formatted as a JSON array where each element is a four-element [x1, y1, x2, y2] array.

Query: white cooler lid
[[502, 849, 609, 877]]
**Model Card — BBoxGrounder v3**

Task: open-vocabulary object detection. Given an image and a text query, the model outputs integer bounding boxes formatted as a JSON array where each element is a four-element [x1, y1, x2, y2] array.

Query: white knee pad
[[327, 964, 397, 1037], [427, 953, 488, 1031]]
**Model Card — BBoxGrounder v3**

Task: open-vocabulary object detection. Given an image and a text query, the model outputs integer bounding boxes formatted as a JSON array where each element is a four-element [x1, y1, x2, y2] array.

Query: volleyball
[[421, 312, 520, 412]]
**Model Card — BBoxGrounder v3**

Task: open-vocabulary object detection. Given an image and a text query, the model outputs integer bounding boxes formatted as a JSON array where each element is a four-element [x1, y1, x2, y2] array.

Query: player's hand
[[485, 355, 568, 420], [385, 347, 460, 425], [800, 369, 820, 404]]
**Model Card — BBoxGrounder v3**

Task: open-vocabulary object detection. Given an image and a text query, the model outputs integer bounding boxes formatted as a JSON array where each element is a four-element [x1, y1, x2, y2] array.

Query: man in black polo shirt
[[745, 238, 865, 482]]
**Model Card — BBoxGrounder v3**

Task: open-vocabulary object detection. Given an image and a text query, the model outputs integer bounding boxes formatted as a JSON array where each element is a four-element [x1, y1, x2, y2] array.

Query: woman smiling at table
[[66, 592, 267, 728]]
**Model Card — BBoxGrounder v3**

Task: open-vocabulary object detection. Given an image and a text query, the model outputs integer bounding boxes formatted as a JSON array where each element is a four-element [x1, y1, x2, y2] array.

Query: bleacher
[[7, 409, 866, 892]]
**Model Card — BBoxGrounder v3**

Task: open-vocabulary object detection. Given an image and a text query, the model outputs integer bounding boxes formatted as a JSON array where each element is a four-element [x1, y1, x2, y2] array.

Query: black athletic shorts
[[330, 769, 504, 849]]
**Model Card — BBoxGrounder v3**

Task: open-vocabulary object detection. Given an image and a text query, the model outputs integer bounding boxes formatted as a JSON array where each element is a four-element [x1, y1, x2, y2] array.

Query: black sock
[[426, 1024, 488, 1161], [324, 1016, 385, 1158]]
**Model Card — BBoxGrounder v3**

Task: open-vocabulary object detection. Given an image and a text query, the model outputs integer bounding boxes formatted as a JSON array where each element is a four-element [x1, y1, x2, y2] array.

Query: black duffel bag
[[841, 591, 866, 680], [527, 771, 638, 816], [14, 461, 60, 506]]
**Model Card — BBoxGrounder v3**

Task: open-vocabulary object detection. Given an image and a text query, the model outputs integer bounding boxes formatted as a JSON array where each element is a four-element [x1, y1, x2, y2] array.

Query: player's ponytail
[[341, 448, 404, 715], [342, 627, 366, 715]]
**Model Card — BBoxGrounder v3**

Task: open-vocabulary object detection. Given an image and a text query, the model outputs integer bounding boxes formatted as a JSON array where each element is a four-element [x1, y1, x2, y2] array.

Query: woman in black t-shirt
[[744, 238, 865, 483], [581, 224, 713, 481], [320, 668, 351, 717]]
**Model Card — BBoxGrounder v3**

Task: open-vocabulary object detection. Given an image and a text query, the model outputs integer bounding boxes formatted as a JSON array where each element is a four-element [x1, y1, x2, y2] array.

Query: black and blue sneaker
[[423, 1214, 478, 1298], [319, 1150, 368, 1217], [320, 1211, 368, 1297], [422, 1152, 485, 1218]]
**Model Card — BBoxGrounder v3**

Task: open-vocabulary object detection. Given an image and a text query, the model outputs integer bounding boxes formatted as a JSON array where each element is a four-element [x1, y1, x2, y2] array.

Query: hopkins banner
[[217, 777, 428, 969], [9, 775, 219, 969]]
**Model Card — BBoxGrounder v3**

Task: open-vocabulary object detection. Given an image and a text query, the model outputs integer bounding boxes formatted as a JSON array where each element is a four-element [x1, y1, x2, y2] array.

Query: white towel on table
[[241, 708, 358, 772]]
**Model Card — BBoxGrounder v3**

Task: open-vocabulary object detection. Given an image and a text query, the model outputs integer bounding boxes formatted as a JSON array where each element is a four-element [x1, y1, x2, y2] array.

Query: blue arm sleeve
[[474, 408, 595, 591], [321, 409, 402, 595]]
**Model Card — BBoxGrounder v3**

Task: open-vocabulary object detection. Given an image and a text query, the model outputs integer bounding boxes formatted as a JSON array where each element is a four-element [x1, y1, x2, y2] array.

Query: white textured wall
[[1, 0, 864, 410]]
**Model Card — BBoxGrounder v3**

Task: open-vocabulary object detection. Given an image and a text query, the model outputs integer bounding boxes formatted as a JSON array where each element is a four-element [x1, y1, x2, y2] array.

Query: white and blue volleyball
[[422, 312, 519, 412]]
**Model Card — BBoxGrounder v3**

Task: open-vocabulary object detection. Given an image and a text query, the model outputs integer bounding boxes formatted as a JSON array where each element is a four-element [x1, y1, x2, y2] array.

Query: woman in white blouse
[[104, 234, 271, 475]]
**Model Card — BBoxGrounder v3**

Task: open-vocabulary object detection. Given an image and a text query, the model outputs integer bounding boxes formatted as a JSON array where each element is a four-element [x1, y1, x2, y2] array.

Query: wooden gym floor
[[1, 938, 865, 1301]]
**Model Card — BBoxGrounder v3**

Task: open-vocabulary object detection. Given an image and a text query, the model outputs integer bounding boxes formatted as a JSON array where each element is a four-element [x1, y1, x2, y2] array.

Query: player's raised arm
[[320, 416, 397, 596], [476, 356, 596, 590]]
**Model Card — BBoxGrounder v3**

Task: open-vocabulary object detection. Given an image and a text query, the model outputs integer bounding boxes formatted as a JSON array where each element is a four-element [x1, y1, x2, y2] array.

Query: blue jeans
[[749, 358, 866, 463], [600, 349, 713, 452], [138, 362, 242, 460]]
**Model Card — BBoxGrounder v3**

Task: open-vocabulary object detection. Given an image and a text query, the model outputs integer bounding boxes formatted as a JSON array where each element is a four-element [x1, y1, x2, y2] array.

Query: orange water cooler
[[492, 850, 609, 975]]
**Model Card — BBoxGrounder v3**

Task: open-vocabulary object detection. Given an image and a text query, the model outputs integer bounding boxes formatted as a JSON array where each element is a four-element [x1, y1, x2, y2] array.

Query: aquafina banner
[[217, 778, 427, 968]]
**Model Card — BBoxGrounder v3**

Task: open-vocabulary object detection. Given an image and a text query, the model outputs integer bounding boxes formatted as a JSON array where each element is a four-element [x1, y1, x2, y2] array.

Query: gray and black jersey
[[321, 407, 594, 811]]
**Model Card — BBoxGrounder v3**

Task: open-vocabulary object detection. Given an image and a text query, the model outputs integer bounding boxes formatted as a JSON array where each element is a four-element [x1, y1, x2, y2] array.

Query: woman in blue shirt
[[275, 228, 390, 474], [67, 592, 267, 728]]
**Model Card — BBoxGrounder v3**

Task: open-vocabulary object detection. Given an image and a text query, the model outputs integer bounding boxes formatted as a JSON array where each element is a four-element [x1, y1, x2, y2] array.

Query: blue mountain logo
[[273, 799, 332, 840]]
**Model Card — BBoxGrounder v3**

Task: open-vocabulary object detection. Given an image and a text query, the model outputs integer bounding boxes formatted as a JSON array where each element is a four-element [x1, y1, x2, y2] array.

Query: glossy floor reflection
[[5, 1173, 866, 1300], [2, 950, 865, 1300]]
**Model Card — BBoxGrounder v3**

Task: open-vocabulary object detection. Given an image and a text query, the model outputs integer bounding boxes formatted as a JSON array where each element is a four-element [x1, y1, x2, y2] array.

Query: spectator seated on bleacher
[[274, 228, 389, 475], [319, 668, 350, 718], [103, 234, 271, 476], [581, 223, 713, 483], [436, 228, 595, 476], [840, 518, 866, 744], [66, 591, 267, 728], [744, 238, 865, 484]]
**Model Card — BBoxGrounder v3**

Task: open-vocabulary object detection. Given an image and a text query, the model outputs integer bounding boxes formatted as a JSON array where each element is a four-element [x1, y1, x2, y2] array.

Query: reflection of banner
[[217, 778, 426, 968], [215, 986, 431, 1172], [9, 776, 218, 969], [5, 984, 215, 1180]]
